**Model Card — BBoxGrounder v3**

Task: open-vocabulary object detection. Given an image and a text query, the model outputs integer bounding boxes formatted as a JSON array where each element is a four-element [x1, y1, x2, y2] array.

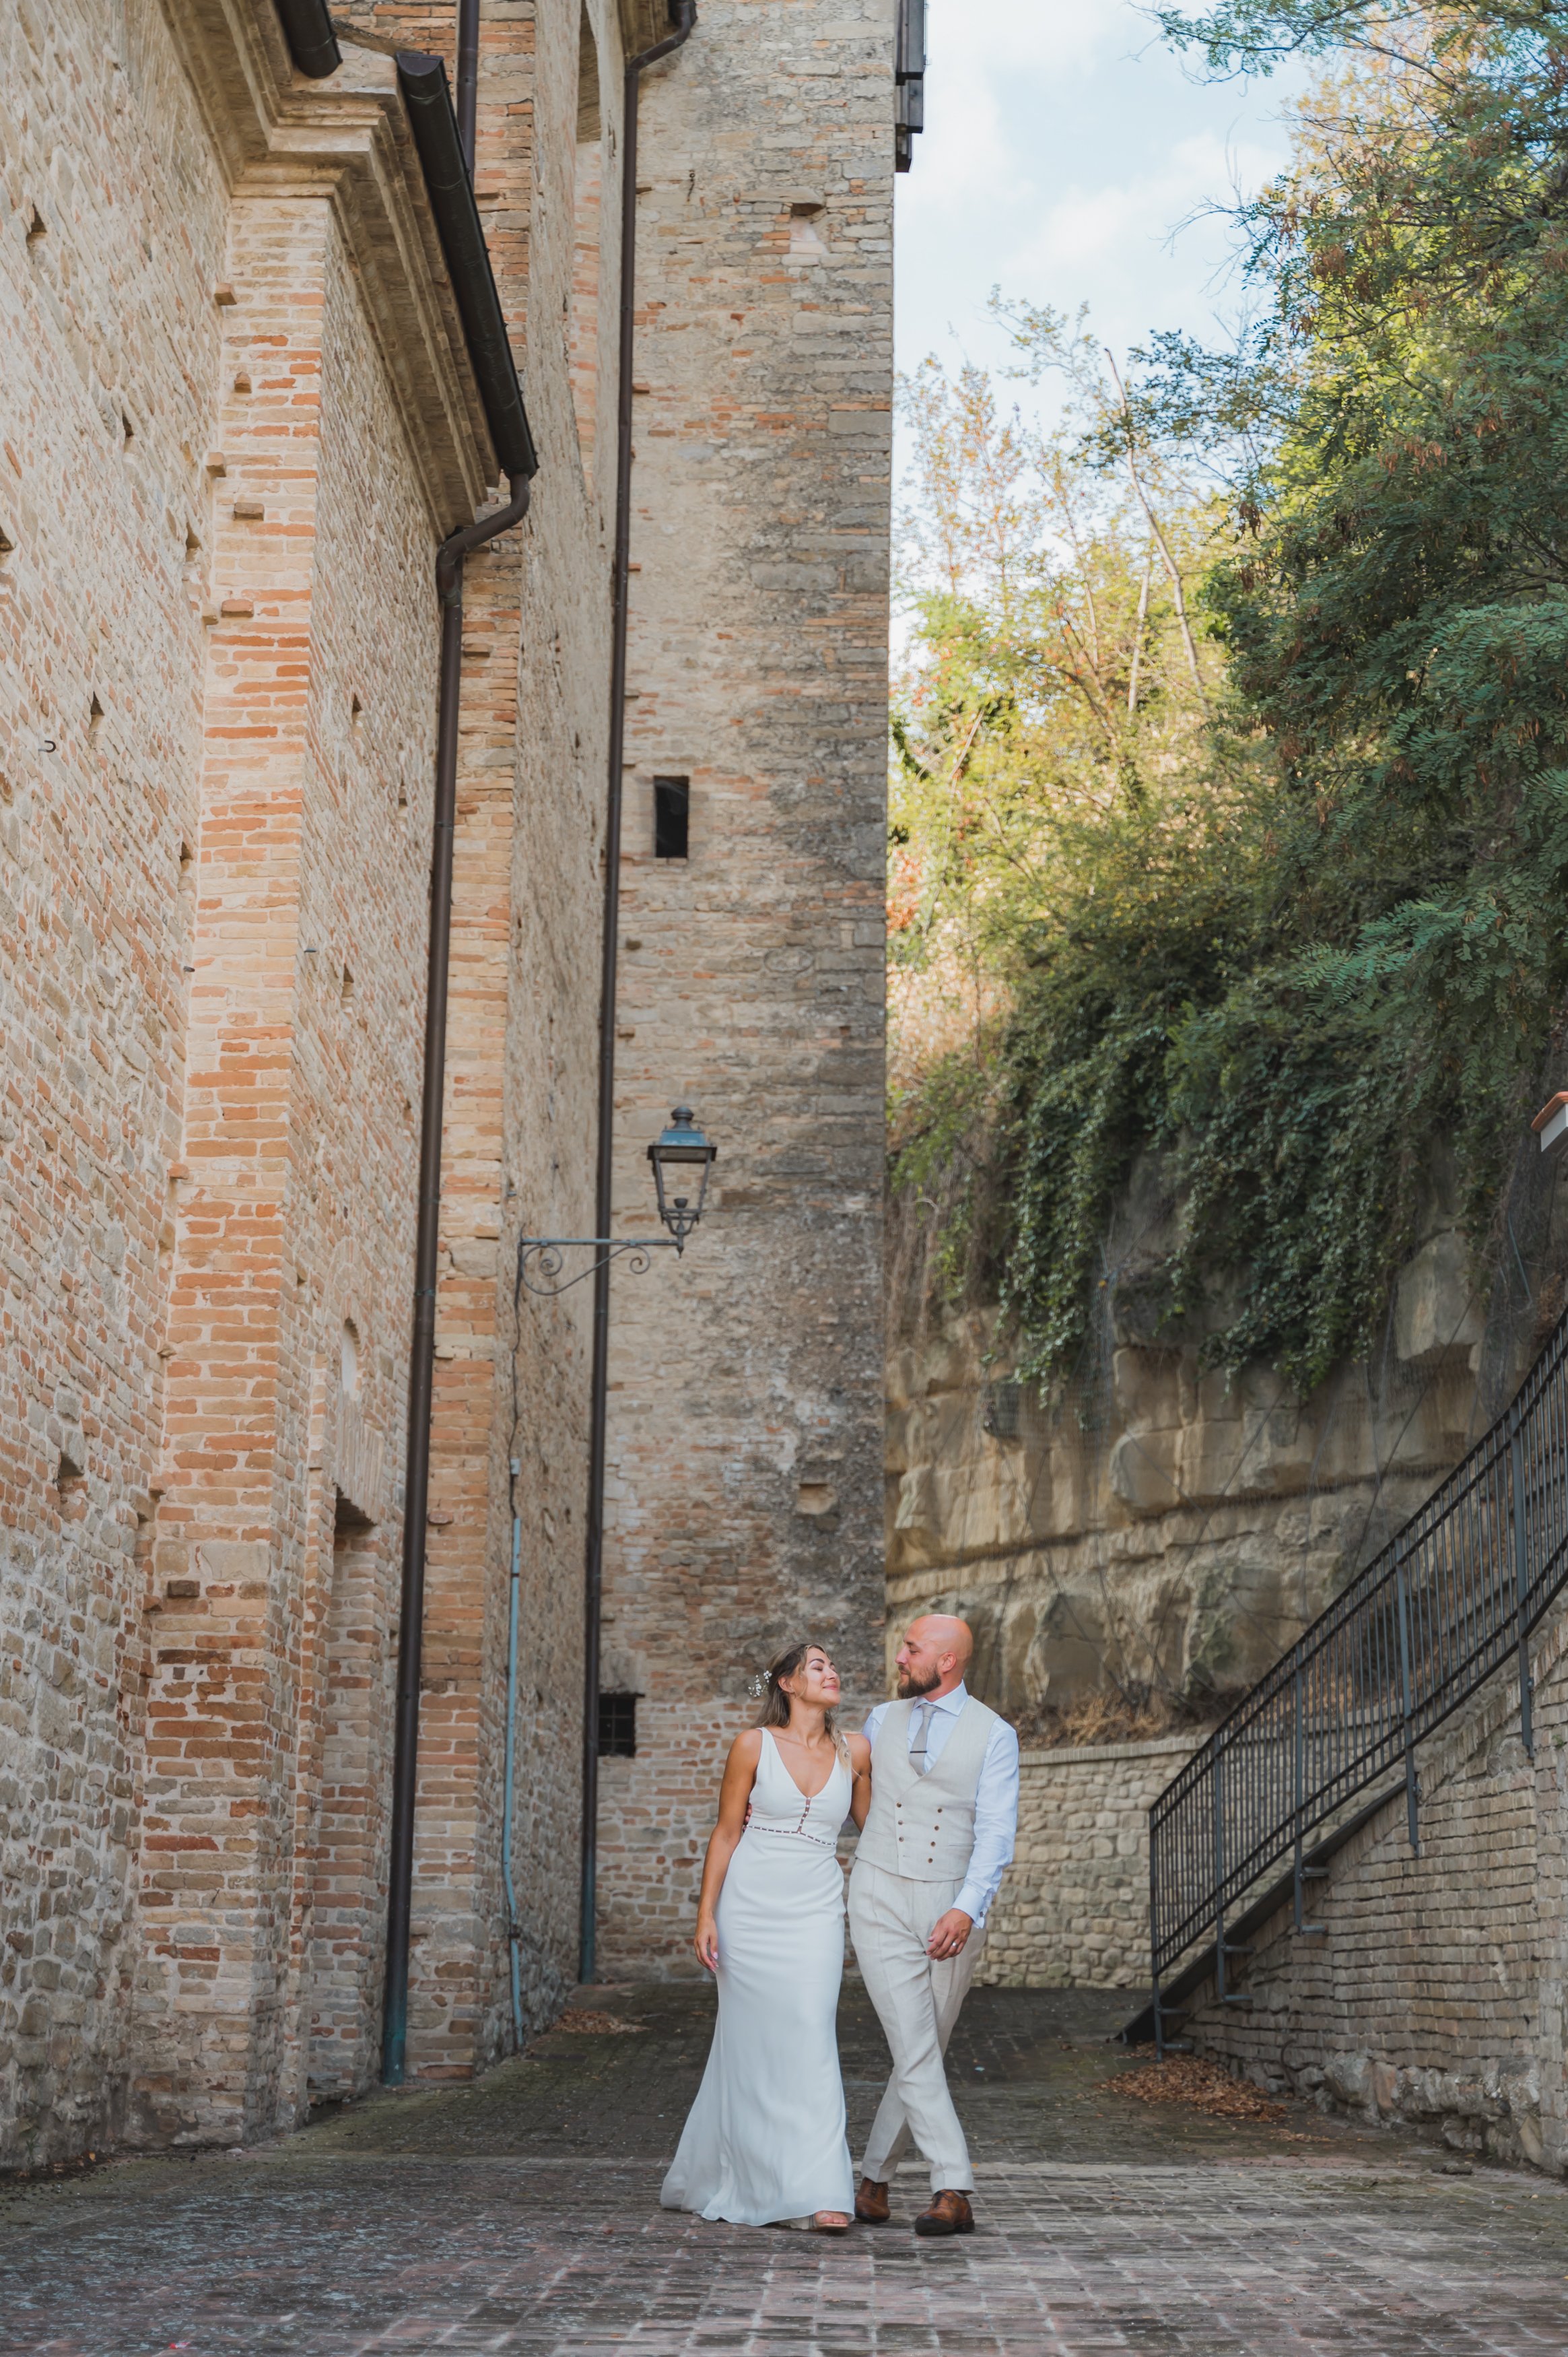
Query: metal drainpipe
[[382, 470, 532, 2088], [455, 0, 480, 166], [579, 0, 698, 1987], [503, 1461, 525, 2050]]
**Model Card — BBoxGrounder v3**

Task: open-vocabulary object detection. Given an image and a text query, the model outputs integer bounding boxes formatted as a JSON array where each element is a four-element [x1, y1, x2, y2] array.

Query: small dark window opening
[[982, 1379, 1023, 1442], [653, 776, 689, 860], [598, 1690, 639, 1757]]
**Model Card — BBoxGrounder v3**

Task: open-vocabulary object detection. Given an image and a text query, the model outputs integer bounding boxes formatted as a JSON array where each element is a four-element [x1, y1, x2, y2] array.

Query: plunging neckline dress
[[660, 1731, 856, 2226]]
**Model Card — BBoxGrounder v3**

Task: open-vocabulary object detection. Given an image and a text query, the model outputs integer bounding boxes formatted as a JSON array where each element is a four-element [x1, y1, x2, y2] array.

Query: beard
[[895, 1663, 942, 1699]]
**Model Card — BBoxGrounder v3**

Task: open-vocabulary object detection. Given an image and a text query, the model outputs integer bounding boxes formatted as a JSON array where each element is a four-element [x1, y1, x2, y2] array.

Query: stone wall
[[883, 1126, 1568, 2001], [975, 1735, 1202, 1992], [334, 0, 614, 2092], [3, 0, 897, 2162], [1183, 1595, 1568, 2175], [1, 0, 232, 2169], [593, 0, 893, 1974], [0, 0, 606, 2163], [887, 1178, 1495, 1731]]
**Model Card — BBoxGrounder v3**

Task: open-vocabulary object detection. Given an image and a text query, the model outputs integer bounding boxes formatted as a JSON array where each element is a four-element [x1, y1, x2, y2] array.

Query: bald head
[[895, 1613, 973, 1701]]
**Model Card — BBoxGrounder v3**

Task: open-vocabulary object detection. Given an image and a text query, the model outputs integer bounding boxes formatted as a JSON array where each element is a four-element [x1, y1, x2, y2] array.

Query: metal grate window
[[598, 1690, 638, 1757]]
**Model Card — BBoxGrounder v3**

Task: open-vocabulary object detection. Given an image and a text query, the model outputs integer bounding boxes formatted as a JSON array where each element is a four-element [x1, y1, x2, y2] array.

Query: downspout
[[274, 0, 341, 77], [580, 0, 698, 1986], [382, 45, 539, 2088], [503, 1460, 525, 2050], [455, 0, 480, 164]]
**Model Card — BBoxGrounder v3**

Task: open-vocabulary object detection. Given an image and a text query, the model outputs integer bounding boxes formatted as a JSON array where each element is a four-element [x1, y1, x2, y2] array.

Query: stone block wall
[[139, 180, 443, 2144], [888, 1286, 1485, 1732], [592, 0, 894, 1975], [3, 0, 899, 2162], [0, 0, 608, 2162], [976, 1735, 1202, 1991], [0, 0, 231, 2167], [337, 0, 613, 2090], [1182, 1597, 1568, 2175]]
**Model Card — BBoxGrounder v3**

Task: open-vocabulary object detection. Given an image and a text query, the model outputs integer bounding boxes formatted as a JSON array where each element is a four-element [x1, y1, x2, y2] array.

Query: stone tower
[[591, 0, 892, 1972]]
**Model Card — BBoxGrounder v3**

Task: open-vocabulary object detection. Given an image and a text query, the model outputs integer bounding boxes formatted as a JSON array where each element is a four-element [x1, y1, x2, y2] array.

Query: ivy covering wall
[[891, 0, 1568, 1393]]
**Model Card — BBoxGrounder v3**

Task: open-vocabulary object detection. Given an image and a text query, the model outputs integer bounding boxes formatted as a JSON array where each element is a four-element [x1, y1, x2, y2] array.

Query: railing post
[[1394, 1546, 1419, 1855], [1212, 1740, 1226, 2005], [1510, 1426, 1535, 1760], [1292, 1666, 1303, 1931], [1149, 1808, 1163, 2059]]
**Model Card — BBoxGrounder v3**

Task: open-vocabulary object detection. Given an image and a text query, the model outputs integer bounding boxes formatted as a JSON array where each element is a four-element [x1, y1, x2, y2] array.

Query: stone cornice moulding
[[166, 0, 499, 533]]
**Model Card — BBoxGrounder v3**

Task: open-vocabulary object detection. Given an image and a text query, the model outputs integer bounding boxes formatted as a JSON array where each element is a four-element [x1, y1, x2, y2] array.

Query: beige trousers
[[848, 1858, 982, 2194]]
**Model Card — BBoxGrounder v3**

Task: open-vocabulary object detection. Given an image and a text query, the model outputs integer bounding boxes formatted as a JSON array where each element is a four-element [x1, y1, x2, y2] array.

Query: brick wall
[[137, 178, 455, 2142], [1182, 1598, 1568, 2174], [2, 0, 899, 2162], [0, 0, 568, 2163], [592, 0, 894, 1974], [0, 0, 229, 2166], [975, 1736, 1204, 1991]]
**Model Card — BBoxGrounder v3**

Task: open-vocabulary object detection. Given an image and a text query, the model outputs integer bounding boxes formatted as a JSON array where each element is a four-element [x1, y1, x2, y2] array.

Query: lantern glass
[[647, 1106, 717, 1250]]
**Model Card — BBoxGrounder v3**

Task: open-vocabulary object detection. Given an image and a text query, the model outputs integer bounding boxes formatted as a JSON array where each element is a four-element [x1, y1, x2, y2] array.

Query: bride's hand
[[694, 1913, 720, 1972]]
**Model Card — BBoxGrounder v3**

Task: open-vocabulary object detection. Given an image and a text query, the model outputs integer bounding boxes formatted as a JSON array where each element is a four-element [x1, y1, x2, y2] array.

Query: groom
[[850, 1614, 1019, 2236]]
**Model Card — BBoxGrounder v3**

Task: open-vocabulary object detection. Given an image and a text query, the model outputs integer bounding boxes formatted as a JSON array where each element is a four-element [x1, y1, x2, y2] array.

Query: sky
[[893, 0, 1302, 408]]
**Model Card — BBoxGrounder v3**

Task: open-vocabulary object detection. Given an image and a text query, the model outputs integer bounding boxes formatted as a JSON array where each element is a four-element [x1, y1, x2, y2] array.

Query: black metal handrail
[[1149, 1306, 1568, 2016]]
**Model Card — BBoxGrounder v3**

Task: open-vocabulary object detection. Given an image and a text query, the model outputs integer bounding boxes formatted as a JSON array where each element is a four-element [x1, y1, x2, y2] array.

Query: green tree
[[889, 330, 1225, 1323], [895, 3, 1568, 1393]]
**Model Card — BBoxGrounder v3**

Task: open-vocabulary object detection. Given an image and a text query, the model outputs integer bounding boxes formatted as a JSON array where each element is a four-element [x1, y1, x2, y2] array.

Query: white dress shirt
[[860, 1681, 1020, 1928]]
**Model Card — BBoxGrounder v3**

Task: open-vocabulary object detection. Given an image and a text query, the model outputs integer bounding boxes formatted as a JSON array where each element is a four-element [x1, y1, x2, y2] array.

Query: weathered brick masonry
[[1181, 1595, 1568, 2175], [594, 0, 893, 1972], [0, 0, 609, 2162], [3, 0, 895, 2160], [975, 1737, 1204, 1993]]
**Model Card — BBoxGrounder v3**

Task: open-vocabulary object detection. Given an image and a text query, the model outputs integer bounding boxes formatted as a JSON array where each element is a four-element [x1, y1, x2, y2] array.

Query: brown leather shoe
[[914, 2189, 974, 2237], [854, 2176, 891, 2224]]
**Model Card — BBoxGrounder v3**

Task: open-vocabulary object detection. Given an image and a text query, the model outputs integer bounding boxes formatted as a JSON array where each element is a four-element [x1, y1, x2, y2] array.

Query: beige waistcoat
[[854, 1694, 998, 1882]]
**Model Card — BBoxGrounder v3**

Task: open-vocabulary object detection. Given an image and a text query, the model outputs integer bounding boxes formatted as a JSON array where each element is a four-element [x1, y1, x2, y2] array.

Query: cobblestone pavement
[[5, 1984, 1568, 2355]]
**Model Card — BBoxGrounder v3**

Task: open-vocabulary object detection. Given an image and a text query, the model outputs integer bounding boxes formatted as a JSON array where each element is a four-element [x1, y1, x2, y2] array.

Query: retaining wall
[[1186, 1598, 1568, 2172], [976, 1735, 1202, 1990]]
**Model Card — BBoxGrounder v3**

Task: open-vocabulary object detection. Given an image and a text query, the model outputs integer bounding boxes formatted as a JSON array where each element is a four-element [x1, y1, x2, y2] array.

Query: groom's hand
[[926, 1908, 973, 1960]]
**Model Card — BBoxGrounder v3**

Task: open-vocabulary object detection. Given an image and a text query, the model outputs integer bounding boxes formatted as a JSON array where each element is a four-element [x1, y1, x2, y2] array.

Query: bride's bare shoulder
[[844, 1731, 873, 1772], [724, 1727, 765, 1771]]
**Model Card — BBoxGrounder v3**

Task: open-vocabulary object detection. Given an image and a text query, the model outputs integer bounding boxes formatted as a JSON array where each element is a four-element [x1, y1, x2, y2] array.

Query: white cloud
[[1004, 131, 1284, 340], [895, 0, 1299, 376]]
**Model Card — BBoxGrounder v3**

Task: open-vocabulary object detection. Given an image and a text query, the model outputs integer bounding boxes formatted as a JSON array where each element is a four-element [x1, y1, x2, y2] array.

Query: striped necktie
[[908, 1699, 935, 1776]]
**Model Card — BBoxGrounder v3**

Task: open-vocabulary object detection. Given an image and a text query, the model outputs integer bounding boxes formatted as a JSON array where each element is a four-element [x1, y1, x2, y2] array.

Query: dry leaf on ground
[[1105, 2055, 1287, 2122], [551, 2007, 648, 2036]]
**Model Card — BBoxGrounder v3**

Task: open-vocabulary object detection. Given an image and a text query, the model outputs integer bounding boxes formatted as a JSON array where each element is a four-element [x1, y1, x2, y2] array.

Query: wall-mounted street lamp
[[1534, 1093, 1568, 1154], [517, 1106, 718, 1295]]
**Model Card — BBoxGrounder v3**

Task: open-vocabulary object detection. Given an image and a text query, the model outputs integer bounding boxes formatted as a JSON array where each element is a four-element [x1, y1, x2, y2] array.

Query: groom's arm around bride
[[848, 1614, 1020, 2238]]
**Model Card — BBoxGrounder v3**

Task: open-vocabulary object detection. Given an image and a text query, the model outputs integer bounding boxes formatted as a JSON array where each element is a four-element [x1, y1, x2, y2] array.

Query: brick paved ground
[[5, 1985, 1567, 2355]]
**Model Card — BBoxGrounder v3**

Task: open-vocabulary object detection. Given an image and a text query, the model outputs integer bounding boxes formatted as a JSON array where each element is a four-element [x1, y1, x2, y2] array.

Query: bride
[[660, 1640, 871, 2231]]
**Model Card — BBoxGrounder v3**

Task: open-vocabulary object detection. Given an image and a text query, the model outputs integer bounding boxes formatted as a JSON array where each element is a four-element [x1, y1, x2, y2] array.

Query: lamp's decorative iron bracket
[[516, 1108, 715, 1297], [516, 1235, 682, 1298]]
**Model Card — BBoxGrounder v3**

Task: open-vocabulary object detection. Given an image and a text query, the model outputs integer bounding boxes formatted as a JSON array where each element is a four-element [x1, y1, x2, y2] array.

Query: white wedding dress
[[660, 1731, 856, 2226]]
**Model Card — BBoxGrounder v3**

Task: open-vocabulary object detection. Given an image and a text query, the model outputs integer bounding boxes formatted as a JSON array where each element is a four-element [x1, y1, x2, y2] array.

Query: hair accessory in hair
[[745, 1669, 770, 1701]]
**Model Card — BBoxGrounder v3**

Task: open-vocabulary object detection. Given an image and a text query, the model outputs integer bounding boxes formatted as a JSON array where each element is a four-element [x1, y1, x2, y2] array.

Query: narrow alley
[[5, 1989, 1565, 2356]]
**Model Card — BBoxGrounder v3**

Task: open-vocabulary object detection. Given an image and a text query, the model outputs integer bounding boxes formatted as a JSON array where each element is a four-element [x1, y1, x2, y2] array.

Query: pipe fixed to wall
[[578, 0, 698, 1988], [381, 42, 538, 2090], [503, 1465, 526, 2052], [273, 0, 341, 77]]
